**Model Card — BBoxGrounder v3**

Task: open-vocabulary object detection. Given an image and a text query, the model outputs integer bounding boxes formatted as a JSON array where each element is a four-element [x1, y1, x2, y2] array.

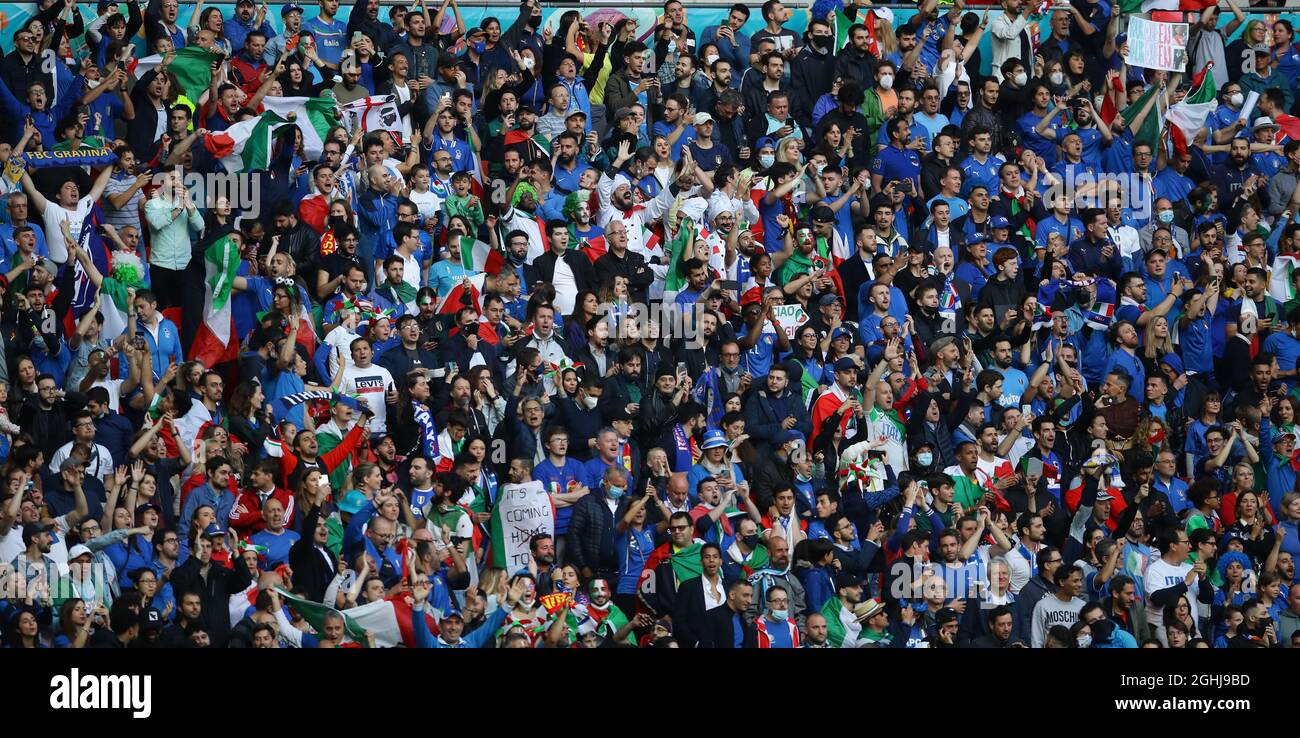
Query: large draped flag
[[1167, 63, 1216, 156], [203, 113, 298, 173], [259, 95, 339, 161], [457, 235, 504, 274], [275, 588, 439, 648], [190, 234, 242, 366], [821, 596, 862, 648]]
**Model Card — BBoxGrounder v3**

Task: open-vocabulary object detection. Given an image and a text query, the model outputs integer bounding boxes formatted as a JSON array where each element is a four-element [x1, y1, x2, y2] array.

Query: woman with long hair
[[1160, 593, 1200, 646], [1226, 490, 1278, 567], [2, 607, 43, 648], [278, 57, 332, 97], [51, 598, 93, 648], [1186, 391, 1222, 471], [564, 291, 600, 355], [227, 381, 269, 465], [189, 5, 232, 56], [292, 468, 334, 536], [1271, 395, 1299, 438], [1141, 315, 1175, 377], [1227, 20, 1269, 85]]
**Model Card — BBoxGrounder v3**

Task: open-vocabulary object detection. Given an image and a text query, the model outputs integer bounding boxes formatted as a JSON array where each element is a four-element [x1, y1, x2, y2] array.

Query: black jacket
[[288, 506, 336, 602], [170, 556, 255, 647], [700, 603, 748, 648], [672, 574, 731, 648], [593, 248, 655, 304], [530, 249, 598, 296], [566, 491, 619, 574], [790, 47, 837, 129]]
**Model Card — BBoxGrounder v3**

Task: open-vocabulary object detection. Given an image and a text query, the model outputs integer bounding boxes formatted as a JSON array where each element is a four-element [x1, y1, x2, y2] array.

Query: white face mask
[[704, 54, 719, 67], [1049, 71, 1065, 86], [1077, 634, 1092, 648], [582, 395, 599, 410], [1229, 92, 1244, 108], [1013, 72, 1028, 87], [879, 74, 895, 91]]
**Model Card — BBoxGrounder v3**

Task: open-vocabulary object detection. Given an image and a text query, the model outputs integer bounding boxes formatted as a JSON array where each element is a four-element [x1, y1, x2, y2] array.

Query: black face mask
[[741, 533, 761, 549], [811, 34, 833, 51]]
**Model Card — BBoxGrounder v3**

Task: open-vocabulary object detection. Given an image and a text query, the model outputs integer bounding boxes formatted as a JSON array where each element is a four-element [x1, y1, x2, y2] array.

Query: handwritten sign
[[1123, 17, 1188, 72], [771, 303, 809, 340], [489, 481, 554, 571]]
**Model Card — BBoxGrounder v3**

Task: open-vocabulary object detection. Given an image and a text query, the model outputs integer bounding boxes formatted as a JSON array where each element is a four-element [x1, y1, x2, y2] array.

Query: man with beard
[[595, 144, 679, 283], [563, 191, 604, 259], [529, 222, 595, 316], [605, 42, 661, 130], [742, 364, 811, 453], [810, 357, 867, 448], [573, 316, 619, 379], [593, 219, 655, 304]]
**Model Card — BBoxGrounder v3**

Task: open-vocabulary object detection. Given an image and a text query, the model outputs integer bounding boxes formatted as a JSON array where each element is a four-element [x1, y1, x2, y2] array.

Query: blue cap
[[202, 523, 225, 538], [337, 490, 367, 515], [831, 326, 853, 341], [833, 357, 858, 372], [282, 3, 304, 16], [774, 429, 805, 445], [965, 232, 989, 244], [989, 215, 1011, 229], [755, 136, 777, 151], [701, 429, 729, 450]]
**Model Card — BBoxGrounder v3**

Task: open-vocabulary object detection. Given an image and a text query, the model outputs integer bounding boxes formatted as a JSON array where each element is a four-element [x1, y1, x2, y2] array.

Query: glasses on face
[[670, 524, 690, 532], [1045, 558, 1063, 564]]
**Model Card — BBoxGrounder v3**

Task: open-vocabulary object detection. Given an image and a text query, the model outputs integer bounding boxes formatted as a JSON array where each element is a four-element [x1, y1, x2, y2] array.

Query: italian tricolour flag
[[259, 96, 339, 161], [1119, 0, 1216, 12], [1166, 64, 1217, 156], [275, 588, 438, 648], [821, 596, 861, 648], [189, 235, 242, 366], [457, 235, 505, 274]]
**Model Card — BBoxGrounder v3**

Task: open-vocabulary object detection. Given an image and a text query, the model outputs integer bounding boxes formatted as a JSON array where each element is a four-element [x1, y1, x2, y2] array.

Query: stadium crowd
[[0, 0, 1298, 649]]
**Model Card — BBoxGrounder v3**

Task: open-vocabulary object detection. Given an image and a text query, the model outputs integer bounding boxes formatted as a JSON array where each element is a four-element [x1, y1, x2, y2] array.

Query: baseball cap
[[872, 7, 894, 24], [21, 522, 53, 545], [834, 572, 864, 590], [142, 608, 165, 631], [810, 204, 836, 223], [833, 356, 858, 373], [337, 490, 367, 515], [236, 0, 254, 6], [608, 405, 634, 422], [692, 112, 714, 126], [68, 544, 93, 561], [438, 609, 465, 621], [281, 3, 304, 16], [701, 429, 728, 450], [566, 109, 588, 120], [936, 607, 960, 626], [58, 457, 85, 472], [755, 136, 777, 151], [1252, 43, 1271, 55], [1275, 431, 1298, 446], [989, 215, 1011, 229], [774, 429, 805, 446], [831, 326, 853, 342], [202, 522, 226, 538], [1095, 489, 1115, 502], [818, 292, 842, 307], [135, 502, 161, 516]]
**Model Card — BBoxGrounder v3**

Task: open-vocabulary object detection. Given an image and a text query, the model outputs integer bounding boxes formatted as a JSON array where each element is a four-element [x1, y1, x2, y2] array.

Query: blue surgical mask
[[471, 40, 487, 54], [796, 472, 812, 483], [917, 451, 933, 466], [607, 485, 625, 499], [769, 608, 789, 621], [759, 153, 775, 169], [1157, 210, 1174, 224]]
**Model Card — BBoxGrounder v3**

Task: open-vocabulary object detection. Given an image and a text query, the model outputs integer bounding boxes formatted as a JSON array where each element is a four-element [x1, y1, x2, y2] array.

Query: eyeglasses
[[669, 525, 690, 532]]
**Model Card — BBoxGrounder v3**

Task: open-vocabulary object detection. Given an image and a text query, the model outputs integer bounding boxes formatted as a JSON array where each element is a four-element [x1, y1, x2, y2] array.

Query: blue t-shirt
[[303, 16, 348, 65], [614, 525, 656, 595], [250, 528, 300, 568]]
